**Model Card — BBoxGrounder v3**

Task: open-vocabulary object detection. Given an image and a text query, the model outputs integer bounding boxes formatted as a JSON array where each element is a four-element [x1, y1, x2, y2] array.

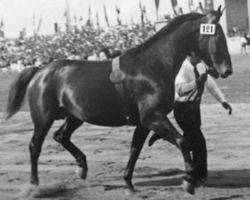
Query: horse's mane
[[129, 13, 204, 55]]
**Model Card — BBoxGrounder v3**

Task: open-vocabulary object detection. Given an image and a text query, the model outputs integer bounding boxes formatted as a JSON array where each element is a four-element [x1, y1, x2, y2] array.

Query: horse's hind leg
[[29, 118, 54, 185], [52, 115, 87, 178], [142, 113, 196, 194], [123, 124, 150, 190]]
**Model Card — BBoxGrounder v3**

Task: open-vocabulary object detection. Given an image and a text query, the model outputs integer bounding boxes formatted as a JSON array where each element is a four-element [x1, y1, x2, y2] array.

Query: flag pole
[[66, 0, 71, 30], [248, 0, 250, 35]]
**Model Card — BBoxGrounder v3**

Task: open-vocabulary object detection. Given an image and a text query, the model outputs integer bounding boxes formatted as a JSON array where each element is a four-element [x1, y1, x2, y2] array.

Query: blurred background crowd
[[0, 22, 155, 70]]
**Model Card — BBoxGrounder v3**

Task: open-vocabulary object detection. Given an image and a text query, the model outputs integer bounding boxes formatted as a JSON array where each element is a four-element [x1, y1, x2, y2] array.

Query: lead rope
[[178, 64, 208, 124], [187, 64, 208, 103]]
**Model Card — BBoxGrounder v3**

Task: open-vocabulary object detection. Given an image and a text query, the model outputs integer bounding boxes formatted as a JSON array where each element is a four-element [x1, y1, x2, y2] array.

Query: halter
[[186, 63, 208, 104], [188, 21, 219, 82], [198, 23, 218, 56]]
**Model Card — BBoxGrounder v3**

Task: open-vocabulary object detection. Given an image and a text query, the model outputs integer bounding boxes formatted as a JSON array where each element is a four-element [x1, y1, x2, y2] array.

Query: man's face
[[189, 52, 201, 66], [99, 52, 107, 60]]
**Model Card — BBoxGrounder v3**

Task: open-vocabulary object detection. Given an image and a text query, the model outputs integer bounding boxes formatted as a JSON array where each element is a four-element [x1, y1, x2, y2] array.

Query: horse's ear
[[215, 5, 223, 23], [221, 6, 225, 14]]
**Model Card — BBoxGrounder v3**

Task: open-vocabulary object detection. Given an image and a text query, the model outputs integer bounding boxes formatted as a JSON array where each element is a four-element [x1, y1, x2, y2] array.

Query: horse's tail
[[6, 67, 39, 119]]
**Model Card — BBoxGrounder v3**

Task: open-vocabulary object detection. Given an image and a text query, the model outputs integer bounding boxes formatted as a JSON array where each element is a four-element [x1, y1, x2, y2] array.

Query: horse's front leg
[[141, 110, 196, 195], [123, 124, 150, 191]]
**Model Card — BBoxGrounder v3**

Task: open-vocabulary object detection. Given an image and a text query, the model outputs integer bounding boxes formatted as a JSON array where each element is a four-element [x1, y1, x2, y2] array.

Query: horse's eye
[[212, 53, 223, 63]]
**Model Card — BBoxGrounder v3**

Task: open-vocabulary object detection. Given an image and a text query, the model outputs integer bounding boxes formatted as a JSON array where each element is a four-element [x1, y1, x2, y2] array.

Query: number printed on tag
[[200, 24, 216, 35]]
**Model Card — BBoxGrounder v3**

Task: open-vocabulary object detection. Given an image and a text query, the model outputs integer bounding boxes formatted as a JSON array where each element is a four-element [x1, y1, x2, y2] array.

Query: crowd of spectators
[[0, 22, 155, 69]]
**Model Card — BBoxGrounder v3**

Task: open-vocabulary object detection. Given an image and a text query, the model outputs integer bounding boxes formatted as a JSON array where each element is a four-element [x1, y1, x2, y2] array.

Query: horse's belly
[[86, 114, 128, 127], [63, 94, 131, 126]]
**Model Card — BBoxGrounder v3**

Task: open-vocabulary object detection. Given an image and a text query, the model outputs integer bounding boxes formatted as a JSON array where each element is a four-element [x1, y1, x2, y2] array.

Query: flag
[[130, 15, 134, 24], [170, 0, 178, 15], [86, 5, 92, 27], [103, 3, 110, 27], [32, 13, 36, 35], [116, 4, 121, 25], [154, 0, 160, 19], [0, 18, 4, 30], [96, 11, 100, 27], [54, 23, 58, 33], [79, 16, 84, 28], [88, 5, 91, 21], [154, 0, 160, 10], [86, 19, 91, 27], [62, 9, 67, 28], [171, 0, 177, 7], [88, 5, 91, 24], [188, 0, 193, 12], [139, 0, 144, 24], [36, 14, 43, 34], [139, 0, 142, 11], [143, 4, 148, 22], [65, 0, 71, 30], [0, 18, 4, 37], [198, 2, 204, 13]]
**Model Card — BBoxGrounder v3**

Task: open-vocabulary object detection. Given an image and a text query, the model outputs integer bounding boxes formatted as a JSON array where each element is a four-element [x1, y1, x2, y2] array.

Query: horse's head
[[194, 6, 232, 78]]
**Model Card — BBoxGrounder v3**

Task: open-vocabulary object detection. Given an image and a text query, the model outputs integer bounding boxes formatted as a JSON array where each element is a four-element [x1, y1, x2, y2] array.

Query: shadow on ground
[[134, 169, 250, 189]]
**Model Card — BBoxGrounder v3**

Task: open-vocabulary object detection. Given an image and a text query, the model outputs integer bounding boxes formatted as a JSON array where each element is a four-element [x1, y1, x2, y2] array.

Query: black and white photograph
[[0, 0, 250, 199]]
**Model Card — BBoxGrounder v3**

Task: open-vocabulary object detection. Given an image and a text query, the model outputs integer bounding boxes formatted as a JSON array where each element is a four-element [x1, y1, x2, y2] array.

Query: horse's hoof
[[181, 180, 195, 195], [124, 188, 137, 196], [30, 177, 39, 186], [75, 166, 88, 179]]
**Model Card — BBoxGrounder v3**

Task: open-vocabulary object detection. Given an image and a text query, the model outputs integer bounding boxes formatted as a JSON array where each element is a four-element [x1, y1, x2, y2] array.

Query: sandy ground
[[0, 38, 249, 200], [0, 103, 250, 200]]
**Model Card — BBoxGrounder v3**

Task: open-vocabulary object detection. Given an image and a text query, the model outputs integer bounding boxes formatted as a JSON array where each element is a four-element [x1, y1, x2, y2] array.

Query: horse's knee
[[29, 141, 41, 156], [139, 111, 156, 129]]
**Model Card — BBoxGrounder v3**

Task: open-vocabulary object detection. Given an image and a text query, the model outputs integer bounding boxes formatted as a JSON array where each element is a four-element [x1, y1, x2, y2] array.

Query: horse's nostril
[[225, 69, 232, 76]]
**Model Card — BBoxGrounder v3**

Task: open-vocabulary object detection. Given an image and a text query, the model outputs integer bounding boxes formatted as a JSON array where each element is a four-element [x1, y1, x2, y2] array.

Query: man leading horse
[[149, 52, 232, 186]]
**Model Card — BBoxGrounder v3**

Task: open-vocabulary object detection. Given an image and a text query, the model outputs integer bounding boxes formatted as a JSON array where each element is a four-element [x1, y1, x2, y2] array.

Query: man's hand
[[222, 102, 232, 115], [195, 74, 207, 87]]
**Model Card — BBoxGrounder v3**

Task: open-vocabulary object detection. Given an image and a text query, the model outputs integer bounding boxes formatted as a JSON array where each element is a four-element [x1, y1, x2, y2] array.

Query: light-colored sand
[[0, 103, 250, 200]]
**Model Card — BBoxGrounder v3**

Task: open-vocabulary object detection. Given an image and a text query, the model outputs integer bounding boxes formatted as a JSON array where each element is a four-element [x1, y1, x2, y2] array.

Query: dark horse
[[6, 7, 232, 195]]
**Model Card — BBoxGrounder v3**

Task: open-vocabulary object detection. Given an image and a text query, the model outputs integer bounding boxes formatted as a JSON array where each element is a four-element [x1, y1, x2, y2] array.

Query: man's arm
[[175, 66, 197, 97], [205, 76, 232, 114]]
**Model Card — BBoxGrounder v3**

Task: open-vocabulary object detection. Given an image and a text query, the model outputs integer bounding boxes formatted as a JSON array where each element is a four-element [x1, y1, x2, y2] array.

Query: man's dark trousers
[[174, 101, 207, 180]]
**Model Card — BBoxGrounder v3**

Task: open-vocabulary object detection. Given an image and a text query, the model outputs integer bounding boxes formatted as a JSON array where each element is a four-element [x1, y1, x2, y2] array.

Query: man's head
[[188, 52, 201, 66]]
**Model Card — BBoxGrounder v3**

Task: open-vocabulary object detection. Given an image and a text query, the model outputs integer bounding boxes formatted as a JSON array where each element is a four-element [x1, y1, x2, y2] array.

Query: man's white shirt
[[175, 59, 226, 103]]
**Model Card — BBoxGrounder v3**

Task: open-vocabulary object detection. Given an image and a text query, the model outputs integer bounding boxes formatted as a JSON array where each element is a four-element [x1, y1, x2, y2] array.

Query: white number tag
[[200, 24, 216, 35]]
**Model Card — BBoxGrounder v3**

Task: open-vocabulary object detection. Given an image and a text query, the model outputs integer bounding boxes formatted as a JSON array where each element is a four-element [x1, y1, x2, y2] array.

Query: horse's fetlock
[[30, 176, 39, 186], [76, 155, 88, 170], [123, 173, 133, 188]]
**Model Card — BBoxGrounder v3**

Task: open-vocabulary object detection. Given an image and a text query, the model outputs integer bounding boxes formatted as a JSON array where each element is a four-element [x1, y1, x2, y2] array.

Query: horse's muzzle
[[221, 69, 233, 78]]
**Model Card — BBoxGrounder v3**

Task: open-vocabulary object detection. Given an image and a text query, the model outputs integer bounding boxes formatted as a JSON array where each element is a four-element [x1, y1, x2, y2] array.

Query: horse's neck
[[149, 19, 203, 73], [123, 17, 204, 76]]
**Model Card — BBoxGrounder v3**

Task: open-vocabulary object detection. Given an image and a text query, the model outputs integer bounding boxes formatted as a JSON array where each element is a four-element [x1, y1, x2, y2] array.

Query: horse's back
[[27, 59, 128, 126]]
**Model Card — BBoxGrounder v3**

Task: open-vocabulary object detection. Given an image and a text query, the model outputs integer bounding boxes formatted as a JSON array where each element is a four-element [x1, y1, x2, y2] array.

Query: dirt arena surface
[[0, 54, 250, 200]]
